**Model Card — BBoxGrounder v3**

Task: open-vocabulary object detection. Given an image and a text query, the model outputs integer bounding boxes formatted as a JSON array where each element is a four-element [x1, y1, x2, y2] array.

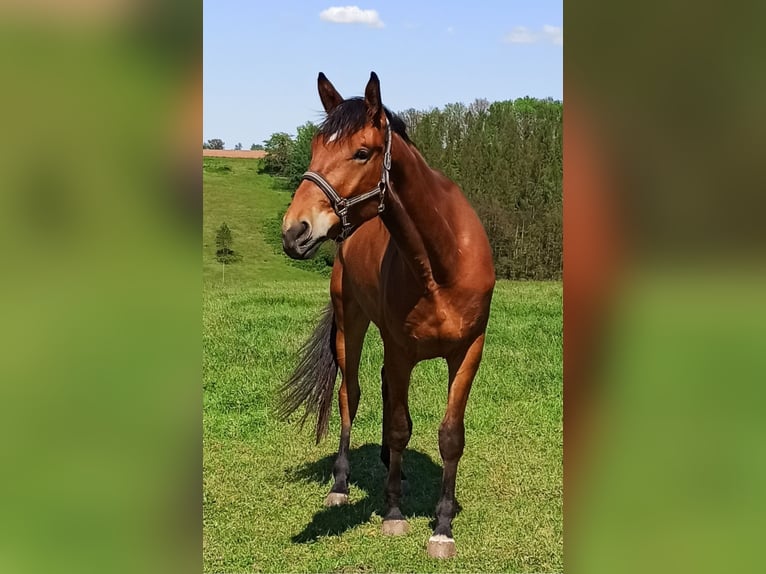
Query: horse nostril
[[297, 221, 311, 243], [283, 221, 312, 250]]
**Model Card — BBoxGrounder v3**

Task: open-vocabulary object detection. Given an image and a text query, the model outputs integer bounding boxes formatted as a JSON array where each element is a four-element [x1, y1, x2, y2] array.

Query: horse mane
[[319, 97, 412, 145]]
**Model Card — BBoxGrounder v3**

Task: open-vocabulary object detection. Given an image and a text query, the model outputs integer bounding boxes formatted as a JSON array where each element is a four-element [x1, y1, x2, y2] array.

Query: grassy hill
[[203, 158, 563, 572], [203, 157, 330, 287]]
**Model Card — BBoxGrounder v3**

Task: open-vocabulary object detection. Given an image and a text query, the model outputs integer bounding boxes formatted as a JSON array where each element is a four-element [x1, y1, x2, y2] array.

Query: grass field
[[203, 158, 563, 573]]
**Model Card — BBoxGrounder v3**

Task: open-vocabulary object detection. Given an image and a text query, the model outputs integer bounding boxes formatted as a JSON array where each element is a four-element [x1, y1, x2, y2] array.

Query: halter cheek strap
[[301, 121, 392, 242]]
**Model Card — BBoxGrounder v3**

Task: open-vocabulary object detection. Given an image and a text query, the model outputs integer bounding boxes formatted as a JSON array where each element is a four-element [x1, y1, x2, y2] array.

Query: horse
[[279, 72, 495, 559]]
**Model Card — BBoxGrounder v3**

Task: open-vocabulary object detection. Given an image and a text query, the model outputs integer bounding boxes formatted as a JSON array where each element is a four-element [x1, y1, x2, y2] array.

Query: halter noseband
[[301, 121, 392, 242]]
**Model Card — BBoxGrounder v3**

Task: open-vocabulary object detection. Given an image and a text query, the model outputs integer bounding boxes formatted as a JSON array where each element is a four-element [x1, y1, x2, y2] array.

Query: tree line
[[203, 138, 264, 151], [258, 97, 562, 280]]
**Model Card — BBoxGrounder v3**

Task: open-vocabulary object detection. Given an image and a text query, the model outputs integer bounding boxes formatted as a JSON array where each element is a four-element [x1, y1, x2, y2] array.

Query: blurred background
[[0, 2, 200, 573], [566, 1, 766, 573], [1, 0, 765, 573]]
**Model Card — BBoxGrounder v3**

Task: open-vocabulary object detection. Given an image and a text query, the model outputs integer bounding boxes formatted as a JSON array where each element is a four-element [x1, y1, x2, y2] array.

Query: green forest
[[260, 97, 562, 280]]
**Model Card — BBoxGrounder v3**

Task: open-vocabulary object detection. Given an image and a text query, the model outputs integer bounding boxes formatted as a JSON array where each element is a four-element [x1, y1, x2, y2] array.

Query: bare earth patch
[[203, 149, 267, 159]]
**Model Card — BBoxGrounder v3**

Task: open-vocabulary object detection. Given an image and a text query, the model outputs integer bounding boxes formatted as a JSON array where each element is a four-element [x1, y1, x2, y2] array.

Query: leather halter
[[301, 121, 392, 242]]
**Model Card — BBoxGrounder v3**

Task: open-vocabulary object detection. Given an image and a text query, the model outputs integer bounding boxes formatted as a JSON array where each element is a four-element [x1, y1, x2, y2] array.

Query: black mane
[[319, 97, 411, 144]]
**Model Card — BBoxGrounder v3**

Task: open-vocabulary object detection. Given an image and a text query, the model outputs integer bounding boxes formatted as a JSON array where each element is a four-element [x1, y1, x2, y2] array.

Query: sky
[[203, 1, 562, 149]]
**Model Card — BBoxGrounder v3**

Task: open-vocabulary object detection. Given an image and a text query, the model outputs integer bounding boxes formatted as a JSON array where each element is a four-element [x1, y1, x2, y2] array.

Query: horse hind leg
[[428, 334, 486, 559], [325, 303, 369, 506]]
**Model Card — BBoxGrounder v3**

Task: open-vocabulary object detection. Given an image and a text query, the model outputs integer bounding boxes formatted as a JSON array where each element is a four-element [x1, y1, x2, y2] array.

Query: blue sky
[[204, 1, 562, 148]]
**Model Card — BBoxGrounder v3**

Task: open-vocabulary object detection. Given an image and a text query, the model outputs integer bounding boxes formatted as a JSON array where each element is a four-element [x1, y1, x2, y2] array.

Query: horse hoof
[[427, 535, 457, 558], [324, 492, 349, 507], [381, 519, 409, 536]]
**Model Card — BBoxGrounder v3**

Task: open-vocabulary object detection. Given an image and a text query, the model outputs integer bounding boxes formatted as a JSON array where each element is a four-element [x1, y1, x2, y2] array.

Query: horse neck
[[381, 136, 459, 289]]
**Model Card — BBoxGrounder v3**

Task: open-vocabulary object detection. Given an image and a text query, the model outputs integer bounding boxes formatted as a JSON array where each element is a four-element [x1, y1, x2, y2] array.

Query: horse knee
[[438, 421, 465, 462], [387, 429, 409, 452], [386, 414, 412, 452]]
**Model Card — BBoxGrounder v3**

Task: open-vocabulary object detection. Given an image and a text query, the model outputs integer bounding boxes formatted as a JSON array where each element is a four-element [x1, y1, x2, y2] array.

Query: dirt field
[[203, 149, 266, 159]]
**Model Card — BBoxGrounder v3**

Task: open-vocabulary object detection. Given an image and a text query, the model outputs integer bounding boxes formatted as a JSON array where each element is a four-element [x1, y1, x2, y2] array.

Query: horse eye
[[353, 149, 369, 161]]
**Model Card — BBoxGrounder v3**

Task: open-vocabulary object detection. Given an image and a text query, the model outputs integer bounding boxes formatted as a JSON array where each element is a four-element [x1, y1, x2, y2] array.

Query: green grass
[[203, 158, 563, 573]]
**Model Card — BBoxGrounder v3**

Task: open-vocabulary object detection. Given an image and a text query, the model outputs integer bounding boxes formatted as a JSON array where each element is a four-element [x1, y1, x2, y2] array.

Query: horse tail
[[277, 302, 338, 443]]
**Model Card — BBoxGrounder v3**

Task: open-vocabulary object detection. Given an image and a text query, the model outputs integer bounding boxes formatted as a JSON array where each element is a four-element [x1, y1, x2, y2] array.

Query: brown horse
[[279, 72, 495, 558]]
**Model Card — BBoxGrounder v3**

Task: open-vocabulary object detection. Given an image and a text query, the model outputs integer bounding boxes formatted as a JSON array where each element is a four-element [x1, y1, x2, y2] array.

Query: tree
[[260, 132, 294, 176], [287, 122, 319, 188], [206, 138, 224, 150], [215, 222, 237, 282], [405, 97, 562, 279], [250, 143, 264, 151], [234, 142, 243, 150]]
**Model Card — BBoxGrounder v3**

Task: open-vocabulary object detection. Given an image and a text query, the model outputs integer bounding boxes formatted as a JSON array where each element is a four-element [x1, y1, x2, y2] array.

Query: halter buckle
[[377, 182, 386, 214]]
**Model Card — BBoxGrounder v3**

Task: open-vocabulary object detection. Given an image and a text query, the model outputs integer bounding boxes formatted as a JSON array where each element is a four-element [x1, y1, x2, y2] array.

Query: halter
[[301, 121, 392, 242]]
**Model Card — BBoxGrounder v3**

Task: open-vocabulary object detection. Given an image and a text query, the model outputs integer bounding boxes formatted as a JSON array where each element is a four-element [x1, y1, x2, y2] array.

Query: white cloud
[[505, 26, 536, 44], [542, 25, 563, 46], [320, 6, 384, 28], [504, 24, 563, 46]]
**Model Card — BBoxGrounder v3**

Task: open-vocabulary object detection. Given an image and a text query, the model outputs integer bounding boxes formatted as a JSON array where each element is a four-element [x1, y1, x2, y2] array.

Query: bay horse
[[279, 72, 495, 558]]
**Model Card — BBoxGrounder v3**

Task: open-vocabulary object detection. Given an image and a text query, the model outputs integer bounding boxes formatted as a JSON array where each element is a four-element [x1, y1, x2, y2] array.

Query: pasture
[[203, 158, 563, 572]]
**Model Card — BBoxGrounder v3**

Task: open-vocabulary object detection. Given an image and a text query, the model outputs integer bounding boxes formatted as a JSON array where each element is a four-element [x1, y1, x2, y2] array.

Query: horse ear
[[364, 71, 382, 125], [318, 72, 343, 113]]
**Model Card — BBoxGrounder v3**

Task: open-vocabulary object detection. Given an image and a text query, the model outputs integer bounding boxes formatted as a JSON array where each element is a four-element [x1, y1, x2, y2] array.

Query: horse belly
[[393, 298, 482, 360]]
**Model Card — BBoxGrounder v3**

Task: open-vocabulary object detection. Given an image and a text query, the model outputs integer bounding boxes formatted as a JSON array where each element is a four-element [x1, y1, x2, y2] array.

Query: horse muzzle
[[282, 220, 323, 259]]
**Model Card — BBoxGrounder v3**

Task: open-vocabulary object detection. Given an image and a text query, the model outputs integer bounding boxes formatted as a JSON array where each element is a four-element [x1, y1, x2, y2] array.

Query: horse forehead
[[312, 129, 379, 166], [315, 135, 361, 157]]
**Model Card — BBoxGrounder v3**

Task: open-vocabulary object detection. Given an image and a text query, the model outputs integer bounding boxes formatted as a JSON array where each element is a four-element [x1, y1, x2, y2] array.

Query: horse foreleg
[[325, 305, 369, 506], [428, 334, 486, 558], [380, 346, 414, 535], [380, 366, 411, 493]]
